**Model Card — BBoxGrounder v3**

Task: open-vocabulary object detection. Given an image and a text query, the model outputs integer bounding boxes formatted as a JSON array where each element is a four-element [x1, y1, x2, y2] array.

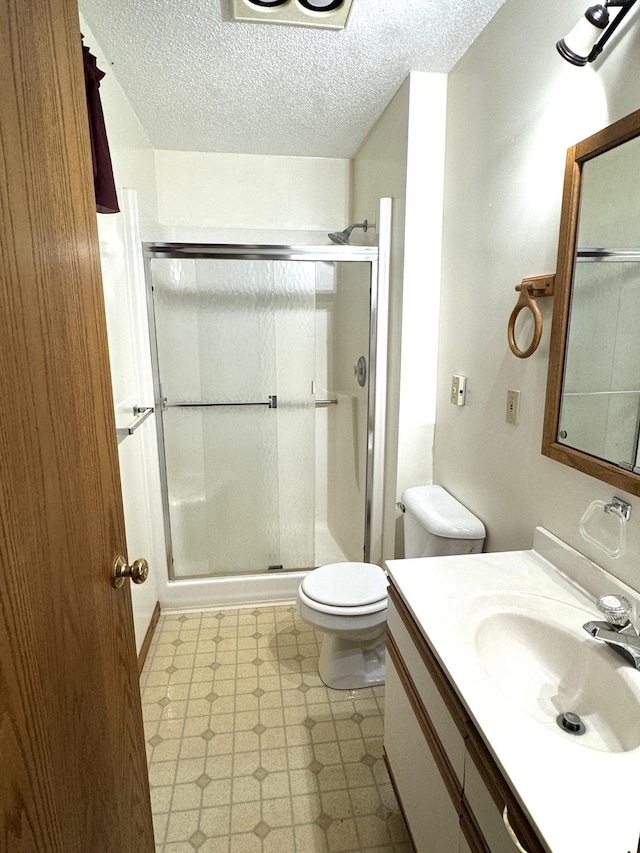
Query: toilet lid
[[301, 562, 388, 608]]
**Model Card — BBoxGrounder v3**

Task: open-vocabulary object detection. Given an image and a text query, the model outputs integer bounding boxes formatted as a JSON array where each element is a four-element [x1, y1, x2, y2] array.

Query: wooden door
[[0, 1, 155, 851]]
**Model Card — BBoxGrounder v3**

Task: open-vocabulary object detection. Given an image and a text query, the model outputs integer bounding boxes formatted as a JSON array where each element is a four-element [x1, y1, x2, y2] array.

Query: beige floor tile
[[260, 770, 290, 800], [207, 733, 234, 757], [260, 727, 286, 751], [180, 737, 208, 760], [258, 691, 283, 710], [321, 790, 353, 821], [201, 778, 233, 808], [141, 604, 408, 853], [230, 800, 262, 834], [151, 739, 182, 764], [234, 710, 260, 731], [148, 760, 178, 788], [229, 832, 262, 853], [232, 749, 260, 776], [234, 693, 258, 712], [326, 817, 359, 852], [344, 762, 375, 789], [151, 785, 174, 814], [262, 826, 295, 853], [349, 786, 381, 817], [233, 775, 262, 803], [338, 738, 367, 764], [152, 810, 169, 845], [287, 767, 319, 795], [199, 837, 231, 853], [206, 753, 233, 779], [171, 782, 203, 812], [291, 792, 321, 825], [284, 745, 313, 770], [200, 804, 232, 837], [183, 716, 211, 737], [175, 757, 206, 785], [355, 814, 392, 848], [165, 807, 201, 842], [260, 747, 289, 773], [294, 823, 329, 852], [261, 796, 293, 827], [387, 812, 410, 843]]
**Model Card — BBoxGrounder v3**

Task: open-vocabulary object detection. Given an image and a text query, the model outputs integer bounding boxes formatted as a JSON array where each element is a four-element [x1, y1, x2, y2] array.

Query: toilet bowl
[[298, 486, 486, 690], [297, 562, 388, 690]]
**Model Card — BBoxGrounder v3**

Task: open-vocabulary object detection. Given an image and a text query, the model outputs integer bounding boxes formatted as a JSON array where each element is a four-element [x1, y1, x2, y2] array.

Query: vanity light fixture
[[557, 0, 638, 65]]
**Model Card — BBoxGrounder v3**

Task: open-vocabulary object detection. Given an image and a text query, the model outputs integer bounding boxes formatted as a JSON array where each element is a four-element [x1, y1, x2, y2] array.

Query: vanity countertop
[[386, 527, 640, 853]]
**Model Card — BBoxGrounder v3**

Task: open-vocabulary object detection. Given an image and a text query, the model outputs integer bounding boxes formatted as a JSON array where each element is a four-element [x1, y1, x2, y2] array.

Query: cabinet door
[[387, 597, 466, 784], [464, 759, 528, 853], [385, 656, 460, 852]]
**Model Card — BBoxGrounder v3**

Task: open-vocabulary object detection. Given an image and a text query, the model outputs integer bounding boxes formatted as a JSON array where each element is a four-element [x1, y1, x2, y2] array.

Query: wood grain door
[[0, 1, 155, 851]]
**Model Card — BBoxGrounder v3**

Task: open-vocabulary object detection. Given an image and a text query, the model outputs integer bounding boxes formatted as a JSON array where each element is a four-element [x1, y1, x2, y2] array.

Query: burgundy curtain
[[82, 40, 119, 214]]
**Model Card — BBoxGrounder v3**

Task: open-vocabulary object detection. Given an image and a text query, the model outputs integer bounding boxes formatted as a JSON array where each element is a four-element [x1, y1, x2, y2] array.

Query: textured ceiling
[[80, 0, 506, 158]]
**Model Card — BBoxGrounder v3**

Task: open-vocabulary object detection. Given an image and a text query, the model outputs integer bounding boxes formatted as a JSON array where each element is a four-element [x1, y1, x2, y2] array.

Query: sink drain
[[557, 711, 586, 736]]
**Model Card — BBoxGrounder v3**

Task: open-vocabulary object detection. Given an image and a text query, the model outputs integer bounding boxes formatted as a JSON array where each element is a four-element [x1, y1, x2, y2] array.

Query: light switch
[[451, 375, 466, 406]]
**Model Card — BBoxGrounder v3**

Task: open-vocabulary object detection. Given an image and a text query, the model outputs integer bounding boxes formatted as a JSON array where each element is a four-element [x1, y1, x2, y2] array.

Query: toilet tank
[[402, 485, 486, 558]]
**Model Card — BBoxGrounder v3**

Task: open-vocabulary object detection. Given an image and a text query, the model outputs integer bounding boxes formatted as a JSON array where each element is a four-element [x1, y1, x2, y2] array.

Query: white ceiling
[[80, 0, 506, 159]]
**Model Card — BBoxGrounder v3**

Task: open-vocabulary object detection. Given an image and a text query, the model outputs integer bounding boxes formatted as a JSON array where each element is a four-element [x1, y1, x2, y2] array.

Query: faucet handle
[[597, 593, 633, 626]]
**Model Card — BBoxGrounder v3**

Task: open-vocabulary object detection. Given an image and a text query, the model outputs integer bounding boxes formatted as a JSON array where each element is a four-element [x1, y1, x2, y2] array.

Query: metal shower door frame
[[142, 241, 384, 580]]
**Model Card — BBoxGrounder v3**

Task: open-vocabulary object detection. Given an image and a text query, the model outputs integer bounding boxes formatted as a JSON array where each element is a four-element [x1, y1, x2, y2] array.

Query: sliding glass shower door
[[149, 255, 316, 577]]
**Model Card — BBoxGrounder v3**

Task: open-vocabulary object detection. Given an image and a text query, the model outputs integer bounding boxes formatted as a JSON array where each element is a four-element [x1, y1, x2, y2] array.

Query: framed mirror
[[543, 107, 640, 496]]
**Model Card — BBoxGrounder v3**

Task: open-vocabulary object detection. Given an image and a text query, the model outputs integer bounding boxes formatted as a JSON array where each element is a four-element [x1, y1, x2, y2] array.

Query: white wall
[[436, 0, 640, 589], [80, 17, 165, 651], [154, 149, 350, 234], [352, 72, 448, 559]]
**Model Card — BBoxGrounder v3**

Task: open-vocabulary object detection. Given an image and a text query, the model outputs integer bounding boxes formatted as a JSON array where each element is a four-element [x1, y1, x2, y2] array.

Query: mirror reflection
[[558, 134, 640, 473]]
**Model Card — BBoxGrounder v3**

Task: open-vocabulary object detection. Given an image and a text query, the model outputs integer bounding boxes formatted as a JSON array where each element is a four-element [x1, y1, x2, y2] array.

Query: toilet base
[[317, 633, 386, 690]]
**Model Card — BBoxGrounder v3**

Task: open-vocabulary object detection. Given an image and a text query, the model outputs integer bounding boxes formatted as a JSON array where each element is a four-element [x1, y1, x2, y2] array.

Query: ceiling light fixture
[[298, 0, 345, 10], [556, 0, 638, 65], [232, 0, 353, 29]]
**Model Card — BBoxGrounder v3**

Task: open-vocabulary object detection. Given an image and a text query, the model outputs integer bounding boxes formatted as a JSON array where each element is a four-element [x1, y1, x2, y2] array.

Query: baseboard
[[138, 601, 161, 674]]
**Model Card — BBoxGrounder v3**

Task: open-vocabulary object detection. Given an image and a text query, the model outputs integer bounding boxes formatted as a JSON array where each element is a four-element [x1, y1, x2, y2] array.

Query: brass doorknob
[[112, 555, 149, 588]]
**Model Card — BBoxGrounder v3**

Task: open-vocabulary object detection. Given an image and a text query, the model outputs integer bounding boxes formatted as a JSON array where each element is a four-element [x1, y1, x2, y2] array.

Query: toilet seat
[[300, 562, 388, 616]]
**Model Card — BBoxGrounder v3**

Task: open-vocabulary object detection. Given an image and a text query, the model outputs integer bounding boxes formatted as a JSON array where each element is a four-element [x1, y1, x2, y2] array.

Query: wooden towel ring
[[507, 274, 555, 359]]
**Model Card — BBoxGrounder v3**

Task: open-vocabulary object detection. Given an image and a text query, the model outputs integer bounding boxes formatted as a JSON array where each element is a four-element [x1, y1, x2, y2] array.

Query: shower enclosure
[[144, 242, 383, 581]]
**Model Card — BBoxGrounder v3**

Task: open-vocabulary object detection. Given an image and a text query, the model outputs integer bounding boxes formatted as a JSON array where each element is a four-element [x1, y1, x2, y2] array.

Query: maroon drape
[[82, 40, 119, 214]]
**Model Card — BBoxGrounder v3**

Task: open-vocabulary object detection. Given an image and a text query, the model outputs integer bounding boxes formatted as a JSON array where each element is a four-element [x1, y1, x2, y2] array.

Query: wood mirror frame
[[542, 107, 640, 497]]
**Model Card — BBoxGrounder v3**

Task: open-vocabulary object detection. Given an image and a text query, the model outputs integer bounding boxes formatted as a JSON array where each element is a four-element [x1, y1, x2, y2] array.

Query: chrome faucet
[[584, 594, 640, 669]]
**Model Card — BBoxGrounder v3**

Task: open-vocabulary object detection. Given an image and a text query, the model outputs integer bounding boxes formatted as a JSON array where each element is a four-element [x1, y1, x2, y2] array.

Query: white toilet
[[297, 485, 486, 690]]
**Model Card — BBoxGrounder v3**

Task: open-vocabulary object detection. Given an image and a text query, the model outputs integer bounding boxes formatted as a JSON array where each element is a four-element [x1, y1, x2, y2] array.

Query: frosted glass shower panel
[[164, 407, 280, 576], [151, 258, 277, 403], [274, 262, 316, 569], [150, 255, 317, 577]]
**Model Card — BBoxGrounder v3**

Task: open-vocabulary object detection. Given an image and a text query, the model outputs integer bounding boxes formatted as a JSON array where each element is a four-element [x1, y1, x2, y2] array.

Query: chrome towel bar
[[116, 405, 154, 437], [167, 396, 278, 409]]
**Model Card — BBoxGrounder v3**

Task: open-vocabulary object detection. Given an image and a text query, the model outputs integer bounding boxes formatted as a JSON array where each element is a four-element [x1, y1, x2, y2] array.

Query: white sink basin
[[472, 594, 640, 753]]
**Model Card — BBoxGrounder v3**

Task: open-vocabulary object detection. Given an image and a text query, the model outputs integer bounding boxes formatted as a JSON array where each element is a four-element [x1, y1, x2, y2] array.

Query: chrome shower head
[[328, 220, 368, 245]]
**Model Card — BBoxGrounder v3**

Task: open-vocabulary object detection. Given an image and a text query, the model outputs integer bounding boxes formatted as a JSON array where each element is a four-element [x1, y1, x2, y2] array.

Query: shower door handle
[[167, 396, 278, 409]]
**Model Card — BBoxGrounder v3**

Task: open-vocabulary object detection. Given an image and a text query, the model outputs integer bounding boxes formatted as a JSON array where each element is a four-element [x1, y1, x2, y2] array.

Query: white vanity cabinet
[[385, 583, 548, 853]]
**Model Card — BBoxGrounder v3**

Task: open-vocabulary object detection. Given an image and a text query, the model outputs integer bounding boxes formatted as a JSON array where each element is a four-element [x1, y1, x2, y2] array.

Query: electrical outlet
[[451, 375, 466, 406], [506, 389, 520, 426]]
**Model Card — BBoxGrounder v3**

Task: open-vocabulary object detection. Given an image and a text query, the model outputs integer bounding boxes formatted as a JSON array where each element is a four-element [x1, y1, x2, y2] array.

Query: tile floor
[[140, 604, 411, 853]]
